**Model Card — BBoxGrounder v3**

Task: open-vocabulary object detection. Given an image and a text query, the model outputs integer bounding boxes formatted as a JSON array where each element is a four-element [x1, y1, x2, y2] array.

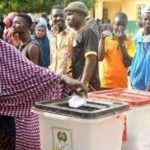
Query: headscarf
[[0, 39, 69, 149], [3, 12, 18, 28], [34, 22, 50, 68], [38, 17, 50, 40], [3, 12, 21, 48]]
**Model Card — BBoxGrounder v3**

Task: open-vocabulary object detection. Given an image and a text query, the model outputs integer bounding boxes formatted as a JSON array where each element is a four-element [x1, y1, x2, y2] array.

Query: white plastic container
[[122, 105, 150, 150], [88, 89, 150, 150], [33, 98, 128, 150]]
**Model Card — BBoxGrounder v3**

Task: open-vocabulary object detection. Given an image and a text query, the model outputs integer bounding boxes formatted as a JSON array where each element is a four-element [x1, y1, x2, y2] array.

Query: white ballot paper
[[69, 95, 87, 108]]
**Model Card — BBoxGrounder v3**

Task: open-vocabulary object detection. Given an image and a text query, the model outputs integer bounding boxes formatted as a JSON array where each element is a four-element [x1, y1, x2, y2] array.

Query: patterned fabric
[[0, 39, 69, 149], [49, 28, 75, 77], [85, 18, 100, 40]]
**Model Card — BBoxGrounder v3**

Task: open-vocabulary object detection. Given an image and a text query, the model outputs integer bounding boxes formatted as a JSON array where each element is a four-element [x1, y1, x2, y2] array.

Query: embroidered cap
[[141, 6, 150, 15]]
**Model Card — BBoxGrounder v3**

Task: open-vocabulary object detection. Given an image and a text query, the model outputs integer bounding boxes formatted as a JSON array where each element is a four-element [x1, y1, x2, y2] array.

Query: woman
[[34, 22, 50, 68], [0, 39, 86, 150]]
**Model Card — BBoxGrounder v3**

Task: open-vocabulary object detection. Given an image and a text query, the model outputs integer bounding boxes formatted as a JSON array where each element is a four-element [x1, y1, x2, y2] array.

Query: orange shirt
[[100, 35, 135, 88]]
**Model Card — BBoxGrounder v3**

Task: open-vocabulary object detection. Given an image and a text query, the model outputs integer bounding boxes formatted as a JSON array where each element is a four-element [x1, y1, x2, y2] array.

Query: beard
[[12, 31, 23, 34], [11, 27, 23, 34], [52, 22, 65, 33], [66, 21, 73, 28]]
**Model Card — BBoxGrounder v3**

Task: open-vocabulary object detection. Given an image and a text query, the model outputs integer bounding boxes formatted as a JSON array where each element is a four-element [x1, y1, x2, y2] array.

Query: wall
[[94, 0, 150, 38], [103, 2, 121, 21], [121, 0, 135, 20], [94, 0, 103, 19], [95, 0, 150, 21]]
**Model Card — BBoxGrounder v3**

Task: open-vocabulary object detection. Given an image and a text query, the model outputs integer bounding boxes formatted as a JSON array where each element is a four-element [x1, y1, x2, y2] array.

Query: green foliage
[[51, 0, 97, 9], [0, 0, 41, 13], [0, 0, 96, 13]]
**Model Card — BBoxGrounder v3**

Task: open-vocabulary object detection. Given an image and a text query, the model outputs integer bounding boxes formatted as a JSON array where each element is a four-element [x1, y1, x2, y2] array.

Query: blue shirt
[[130, 33, 150, 90]]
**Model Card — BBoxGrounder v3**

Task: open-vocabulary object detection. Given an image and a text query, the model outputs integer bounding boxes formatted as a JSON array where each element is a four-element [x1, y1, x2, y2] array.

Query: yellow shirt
[[100, 36, 135, 88], [49, 28, 75, 77]]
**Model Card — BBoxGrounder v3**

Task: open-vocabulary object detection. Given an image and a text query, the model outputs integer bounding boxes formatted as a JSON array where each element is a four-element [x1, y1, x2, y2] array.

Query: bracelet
[[83, 80, 89, 91]]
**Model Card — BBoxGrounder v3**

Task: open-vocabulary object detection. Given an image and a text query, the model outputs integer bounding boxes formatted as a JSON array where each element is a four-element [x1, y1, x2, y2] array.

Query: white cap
[[141, 6, 150, 15]]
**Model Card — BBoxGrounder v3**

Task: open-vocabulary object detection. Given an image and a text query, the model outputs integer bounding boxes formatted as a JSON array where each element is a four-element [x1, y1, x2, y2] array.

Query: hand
[[61, 75, 88, 97], [101, 30, 111, 39], [116, 26, 127, 42], [116, 26, 124, 37]]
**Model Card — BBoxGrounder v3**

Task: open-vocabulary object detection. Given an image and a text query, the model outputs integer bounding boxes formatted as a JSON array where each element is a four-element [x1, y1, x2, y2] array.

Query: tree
[[0, 0, 41, 13], [49, 0, 96, 9], [0, 0, 96, 13]]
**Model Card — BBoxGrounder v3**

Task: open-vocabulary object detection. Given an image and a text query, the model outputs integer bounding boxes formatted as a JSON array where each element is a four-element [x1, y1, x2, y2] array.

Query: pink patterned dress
[[0, 39, 69, 150]]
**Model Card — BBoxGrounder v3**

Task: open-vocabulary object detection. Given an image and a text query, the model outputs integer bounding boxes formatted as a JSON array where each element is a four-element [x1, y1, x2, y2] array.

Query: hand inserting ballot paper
[[69, 95, 87, 108]]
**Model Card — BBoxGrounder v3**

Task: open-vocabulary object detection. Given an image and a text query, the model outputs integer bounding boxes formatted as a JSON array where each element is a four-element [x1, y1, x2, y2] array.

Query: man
[[98, 12, 134, 89], [12, 13, 43, 66], [130, 6, 150, 91], [65, 1, 100, 91], [49, 5, 75, 77], [0, 39, 86, 149]]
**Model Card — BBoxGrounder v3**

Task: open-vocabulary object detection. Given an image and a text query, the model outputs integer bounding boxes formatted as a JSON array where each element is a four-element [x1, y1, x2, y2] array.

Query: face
[[51, 8, 65, 29], [66, 11, 82, 29], [35, 26, 46, 38], [12, 16, 28, 34], [141, 12, 150, 33], [112, 17, 127, 37]]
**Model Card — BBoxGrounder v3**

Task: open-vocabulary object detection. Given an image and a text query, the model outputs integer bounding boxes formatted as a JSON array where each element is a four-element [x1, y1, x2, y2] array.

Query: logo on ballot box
[[52, 127, 72, 150]]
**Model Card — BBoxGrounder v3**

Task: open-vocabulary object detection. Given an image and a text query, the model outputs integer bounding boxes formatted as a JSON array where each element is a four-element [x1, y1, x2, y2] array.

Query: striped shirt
[[0, 39, 69, 150]]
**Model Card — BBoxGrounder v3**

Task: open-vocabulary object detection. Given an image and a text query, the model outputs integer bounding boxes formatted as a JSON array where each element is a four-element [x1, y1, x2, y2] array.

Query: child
[[98, 12, 135, 89], [130, 6, 150, 91]]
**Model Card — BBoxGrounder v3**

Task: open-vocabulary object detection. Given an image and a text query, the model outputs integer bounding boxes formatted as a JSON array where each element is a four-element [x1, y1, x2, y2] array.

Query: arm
[[27, 44, 40, 65], [81, 54, 97, 86], [0, 40, 88, 116], [61, 74, 87, 96], [98, 37, 105, 61], [81, 28, 98, 88], [118, 38, 132, 68], [116, 26, 132, 68], [98, 30, 110, 61]]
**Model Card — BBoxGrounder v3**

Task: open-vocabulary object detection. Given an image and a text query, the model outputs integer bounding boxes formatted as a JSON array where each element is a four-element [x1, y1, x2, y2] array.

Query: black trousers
[[0, 116, 15, 150]]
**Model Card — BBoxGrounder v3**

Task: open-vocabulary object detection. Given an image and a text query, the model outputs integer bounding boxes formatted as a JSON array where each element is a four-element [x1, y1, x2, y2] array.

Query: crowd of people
[[0, 1, 150, 149]]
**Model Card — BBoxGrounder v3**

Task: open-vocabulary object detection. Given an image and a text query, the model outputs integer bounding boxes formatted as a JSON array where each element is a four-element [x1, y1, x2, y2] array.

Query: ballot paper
[[69, 95, 87, 108]]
